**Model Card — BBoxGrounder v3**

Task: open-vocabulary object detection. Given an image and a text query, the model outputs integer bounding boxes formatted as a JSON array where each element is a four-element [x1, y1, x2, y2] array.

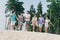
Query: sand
[[0, 30, 60, 40]]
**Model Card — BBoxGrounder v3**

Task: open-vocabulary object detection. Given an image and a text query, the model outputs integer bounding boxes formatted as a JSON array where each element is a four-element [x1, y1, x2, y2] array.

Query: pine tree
[[37, 2, 42, 17], [29, 4, 36, 20]]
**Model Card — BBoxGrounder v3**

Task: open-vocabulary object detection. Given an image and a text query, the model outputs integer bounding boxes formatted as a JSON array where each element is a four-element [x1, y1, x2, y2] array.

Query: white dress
[[45, 19, 50, 27]]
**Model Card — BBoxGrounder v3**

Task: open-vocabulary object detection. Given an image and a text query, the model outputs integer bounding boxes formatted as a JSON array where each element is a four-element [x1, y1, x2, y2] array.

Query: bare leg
[[33, 24, 35, 32], [39, 27, 42, 32], [45, 27, 48, 33], [18, 24, 21, 30], [11, 25, 15, 30], [25, 24, 28, 31]]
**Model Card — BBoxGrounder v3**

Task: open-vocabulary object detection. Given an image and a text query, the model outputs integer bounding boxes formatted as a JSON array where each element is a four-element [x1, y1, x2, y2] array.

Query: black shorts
[[25, 21, 30, 25]]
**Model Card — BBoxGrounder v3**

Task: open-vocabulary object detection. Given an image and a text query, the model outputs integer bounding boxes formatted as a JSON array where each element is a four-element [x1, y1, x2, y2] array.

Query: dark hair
[[19, 13, 23, 17], [27, 11, 29, 12], [33, 14, 36, 16], [27, 11, 29, 14], [40, 14, 43, 15], [19, 13, 21, 15], [12, 11, 15, 13], [46, 16, 49, 19], [39, 14, 42, 17]]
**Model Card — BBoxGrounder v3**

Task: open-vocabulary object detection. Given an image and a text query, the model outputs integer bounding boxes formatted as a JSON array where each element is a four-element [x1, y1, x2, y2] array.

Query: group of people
[[6, 10, 51, 33]]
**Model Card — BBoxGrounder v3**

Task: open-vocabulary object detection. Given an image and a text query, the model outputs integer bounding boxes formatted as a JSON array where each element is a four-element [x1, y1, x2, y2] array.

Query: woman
[[10, 11, 17, 30], [45, 16, 50, 33], [31, 14, 37, 32], [17, 13, 23, 30]]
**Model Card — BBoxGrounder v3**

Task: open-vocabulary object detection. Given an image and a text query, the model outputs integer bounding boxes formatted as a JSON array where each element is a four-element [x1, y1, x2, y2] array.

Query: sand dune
[[0, 30, 60, 40]]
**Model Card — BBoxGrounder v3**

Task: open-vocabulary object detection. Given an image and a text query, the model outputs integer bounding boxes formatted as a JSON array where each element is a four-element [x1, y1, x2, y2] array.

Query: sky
[[19, 0, 48, 13], [0, 0, 49, 30]]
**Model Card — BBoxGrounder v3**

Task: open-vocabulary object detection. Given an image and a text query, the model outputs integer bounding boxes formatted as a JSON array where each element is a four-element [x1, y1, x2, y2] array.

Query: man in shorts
[[38, 14, 44, 32], [23, 11, 31, 31]]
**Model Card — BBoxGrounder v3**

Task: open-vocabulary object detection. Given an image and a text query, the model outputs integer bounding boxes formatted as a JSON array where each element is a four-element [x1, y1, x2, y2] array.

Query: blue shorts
[[11, 21, 16, 25], [38, 24, 43, 27]]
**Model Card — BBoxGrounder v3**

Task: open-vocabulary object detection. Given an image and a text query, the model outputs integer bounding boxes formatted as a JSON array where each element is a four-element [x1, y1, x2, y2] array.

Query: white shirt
[[45, 19, 50, 24], [24, 13, 31, 21]]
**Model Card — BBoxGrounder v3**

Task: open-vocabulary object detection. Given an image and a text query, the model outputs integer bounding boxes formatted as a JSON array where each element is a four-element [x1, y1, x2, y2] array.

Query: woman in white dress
[[45, 16, 50, 33]]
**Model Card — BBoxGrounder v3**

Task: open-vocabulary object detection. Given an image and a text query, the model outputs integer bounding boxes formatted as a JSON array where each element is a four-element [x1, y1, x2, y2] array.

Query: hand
[[17, 18, 19, 20]]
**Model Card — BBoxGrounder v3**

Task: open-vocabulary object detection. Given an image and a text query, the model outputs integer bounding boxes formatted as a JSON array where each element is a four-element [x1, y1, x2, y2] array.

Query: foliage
[[5, 0, 24, 15], [36, 2, 42, 17], [29, 4, 36, 20], [47, 0, 60, 34]]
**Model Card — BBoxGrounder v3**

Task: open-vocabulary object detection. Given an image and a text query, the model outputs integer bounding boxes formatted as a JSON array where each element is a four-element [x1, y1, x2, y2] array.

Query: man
[[23, 11, 31, 31], [38, 14, 44, 32], [10, 11, 17, 30]]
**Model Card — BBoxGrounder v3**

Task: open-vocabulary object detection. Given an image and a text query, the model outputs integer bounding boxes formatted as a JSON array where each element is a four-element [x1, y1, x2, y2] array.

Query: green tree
[[43, 13, 47, 18], [5, 0, 24, 15], [5, 0, 24, 28], [29, 4, 36, 20], [37, 2, 42, 17], [30, 5, 36, 14], [47, 0, 60, 34]]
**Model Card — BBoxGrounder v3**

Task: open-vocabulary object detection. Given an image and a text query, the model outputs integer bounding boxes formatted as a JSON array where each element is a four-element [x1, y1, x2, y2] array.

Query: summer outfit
[[45, 19, 50, 27], [24, 14, 31, 25], [18, 15, 23, 25], [38, 17, 44, 27], [10, 14, 16, 25]]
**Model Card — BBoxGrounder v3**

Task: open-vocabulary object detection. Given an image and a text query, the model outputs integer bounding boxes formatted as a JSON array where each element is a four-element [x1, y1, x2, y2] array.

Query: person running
[[10, 11, 17, 30], [17, 13, 23, 30], [45, 16, 50, 33], [31, 14, 37, 32], [38, 14, 44, 32], [24, 11, 31, 31]]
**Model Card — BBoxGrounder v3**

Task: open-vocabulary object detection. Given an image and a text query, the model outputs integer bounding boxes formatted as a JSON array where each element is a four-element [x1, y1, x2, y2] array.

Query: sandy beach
[[0, 30, 60, 40]]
